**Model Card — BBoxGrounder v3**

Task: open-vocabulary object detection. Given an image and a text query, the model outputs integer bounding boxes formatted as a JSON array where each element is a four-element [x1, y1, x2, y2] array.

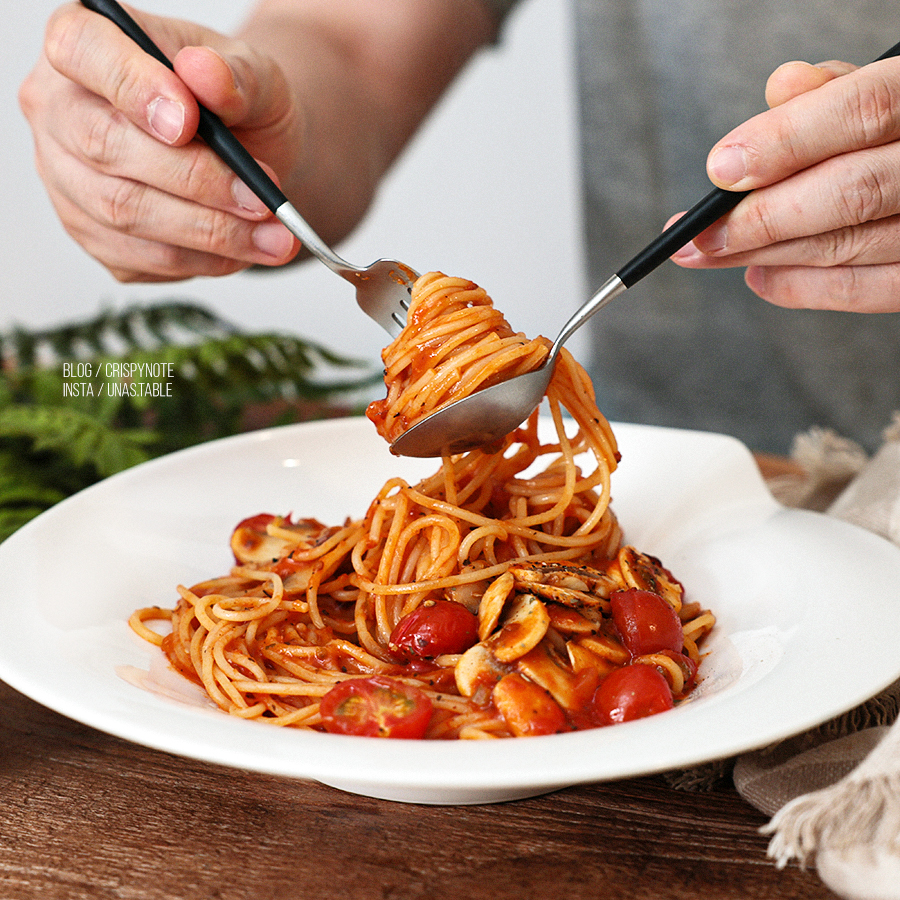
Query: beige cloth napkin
[[731, 415, 900, 900]]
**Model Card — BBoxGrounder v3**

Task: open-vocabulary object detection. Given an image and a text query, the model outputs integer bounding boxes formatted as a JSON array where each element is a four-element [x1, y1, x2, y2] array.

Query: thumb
[[173, 44, 292, 132], [171, 42, 299, 183], [765, 59, 858, 108]]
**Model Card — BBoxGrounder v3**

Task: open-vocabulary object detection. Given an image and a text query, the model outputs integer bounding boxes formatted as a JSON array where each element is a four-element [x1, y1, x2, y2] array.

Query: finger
[[173, 44, 290, 133], [44, 3, 200, 146], [690, 138, 900, 256], [764, 60, 855, 108], [47, 82, 271, 219], [48, 183, 245, 282], [58, 189, 295, 282], [706, 56, 900, 190], [47, 153, 298, 279], [743, 263, 900, 313], [672, 213, 900, 271], [172, 43, 301, 180]]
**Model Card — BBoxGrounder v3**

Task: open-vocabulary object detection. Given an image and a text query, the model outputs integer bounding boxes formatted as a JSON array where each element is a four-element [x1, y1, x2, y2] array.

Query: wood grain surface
[[0, 677, 837, 900]]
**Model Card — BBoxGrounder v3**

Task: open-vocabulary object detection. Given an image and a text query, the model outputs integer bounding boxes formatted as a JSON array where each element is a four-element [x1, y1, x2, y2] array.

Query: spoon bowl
[[389, 365, 555, 457]]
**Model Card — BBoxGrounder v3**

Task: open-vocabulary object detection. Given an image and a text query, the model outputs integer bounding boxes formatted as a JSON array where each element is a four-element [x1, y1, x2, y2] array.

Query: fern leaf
[[0, 405, 154, 476]]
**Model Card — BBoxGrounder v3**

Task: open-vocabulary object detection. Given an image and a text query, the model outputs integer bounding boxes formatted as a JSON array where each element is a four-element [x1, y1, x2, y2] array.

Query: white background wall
[[1, 0, 588, 375]]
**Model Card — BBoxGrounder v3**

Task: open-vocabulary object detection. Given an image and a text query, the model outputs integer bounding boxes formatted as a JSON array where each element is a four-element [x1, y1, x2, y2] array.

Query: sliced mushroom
[[566, 640, 618, 677], [615, 546, 683, 611], [507, 561, 619, 608], [488, 593, 550, 663], [515, 638, 581, 710], [231, 526, 294, 565], [545, 603, 602, 635], [454, 642, 508, 699], [446, 565, 490, 613], [492, 672, 566, 737], [575, 633, 630, 666], [477, 572, 514, 641], [230, 516, 326, 565]]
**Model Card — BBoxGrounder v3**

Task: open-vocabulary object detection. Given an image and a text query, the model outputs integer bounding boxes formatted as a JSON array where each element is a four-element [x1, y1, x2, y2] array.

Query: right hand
[[19, 3, 302, 282]]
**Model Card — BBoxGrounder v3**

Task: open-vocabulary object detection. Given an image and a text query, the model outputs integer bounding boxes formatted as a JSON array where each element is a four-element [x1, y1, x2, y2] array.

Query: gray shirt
[[496, 0, 900, 453]]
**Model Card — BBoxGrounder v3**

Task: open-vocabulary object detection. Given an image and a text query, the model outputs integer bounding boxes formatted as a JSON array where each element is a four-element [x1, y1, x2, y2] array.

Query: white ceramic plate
[[1, 418, 899, 805]]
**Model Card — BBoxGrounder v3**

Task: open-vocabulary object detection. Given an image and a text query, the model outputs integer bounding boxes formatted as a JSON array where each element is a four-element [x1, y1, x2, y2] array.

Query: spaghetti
[[366, 272, 551, 444], [131, 272, 715, 739]]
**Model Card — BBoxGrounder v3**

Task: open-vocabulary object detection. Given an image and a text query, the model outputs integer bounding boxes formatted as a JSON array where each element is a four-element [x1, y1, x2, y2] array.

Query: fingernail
[[708, 145, 748, 187], [695, 222, 728, 254], [148, 97, 185, 144], [252, 221, 294, 258], [232, 178, 269, 215], [745, 266, 767, 296], [671, 241, 701, 262]]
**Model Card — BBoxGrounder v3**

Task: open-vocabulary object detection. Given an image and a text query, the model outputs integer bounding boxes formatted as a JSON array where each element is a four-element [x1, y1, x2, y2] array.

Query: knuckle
[[98, 177, 147, 233], [845, 74, 899, 146], [80, 106, 127, 168], [44, 5, 86, 72], [834, 158, 890, 224], [188, 207, 250, 258], [816, 226, 862, 265], [177, 147, 224, 204], [824, 266, 865, 310], [742, 195, 786, 247]]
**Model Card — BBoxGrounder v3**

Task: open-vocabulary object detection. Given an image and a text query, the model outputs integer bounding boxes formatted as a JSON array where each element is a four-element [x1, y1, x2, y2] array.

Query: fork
[[81, 0, 417, 337]]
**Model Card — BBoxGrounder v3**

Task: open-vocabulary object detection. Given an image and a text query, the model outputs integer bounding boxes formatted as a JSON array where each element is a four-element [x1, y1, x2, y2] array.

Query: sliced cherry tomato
[[493, 673, 568, 737], [592, 664, 674, 725], [319, 676, 433, 739], [389, 599, 478, 661], [610, 588, 683, 657]]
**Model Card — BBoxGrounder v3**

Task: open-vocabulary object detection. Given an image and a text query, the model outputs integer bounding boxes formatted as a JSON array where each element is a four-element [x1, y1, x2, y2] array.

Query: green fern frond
[[0, 405, 155, 476], [0, 469, 67, 509], [0, 448, 74, 542], [0, 299, 380, 542], [0, 301, 234, 366]]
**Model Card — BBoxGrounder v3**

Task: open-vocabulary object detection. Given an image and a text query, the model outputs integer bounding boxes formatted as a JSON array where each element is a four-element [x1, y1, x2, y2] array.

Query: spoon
[[390, 186, 746, 456]]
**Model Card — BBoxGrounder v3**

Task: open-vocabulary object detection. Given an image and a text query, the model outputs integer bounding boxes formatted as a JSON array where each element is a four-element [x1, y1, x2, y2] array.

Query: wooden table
[[0, 455, 839, 899], [0, 675, 837, 900]]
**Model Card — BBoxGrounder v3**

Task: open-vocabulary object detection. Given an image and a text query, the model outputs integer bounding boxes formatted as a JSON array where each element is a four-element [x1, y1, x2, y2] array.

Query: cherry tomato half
[[593, 664, 674, 725], [610, 588, 683, 657], [319, 676, 433, 739], [389, 599, 478, 661]]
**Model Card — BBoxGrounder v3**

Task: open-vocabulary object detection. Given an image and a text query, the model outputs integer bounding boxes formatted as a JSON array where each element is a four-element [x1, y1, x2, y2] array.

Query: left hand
[[670, 57, 900, 313]]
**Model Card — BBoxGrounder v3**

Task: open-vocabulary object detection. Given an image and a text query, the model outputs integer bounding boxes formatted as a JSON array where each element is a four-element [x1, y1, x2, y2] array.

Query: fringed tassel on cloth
[[764, 742, 900, 868]]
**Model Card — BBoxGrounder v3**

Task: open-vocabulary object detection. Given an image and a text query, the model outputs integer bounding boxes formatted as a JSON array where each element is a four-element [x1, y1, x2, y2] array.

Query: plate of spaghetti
[[2, 275, 900, 804]]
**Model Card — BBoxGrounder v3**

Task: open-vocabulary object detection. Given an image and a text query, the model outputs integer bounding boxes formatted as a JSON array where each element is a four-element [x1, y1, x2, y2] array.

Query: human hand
[[19, 2, 301, 282], [670, 55, 900, 312]]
